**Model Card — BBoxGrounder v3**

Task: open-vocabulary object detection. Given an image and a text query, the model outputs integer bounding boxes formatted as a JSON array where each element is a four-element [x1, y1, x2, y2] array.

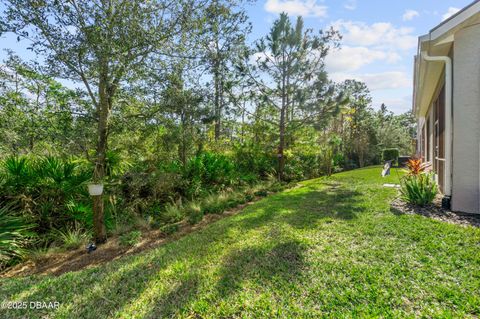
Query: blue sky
[[0, 0, 473, 114], [245, 0, 472, 113]]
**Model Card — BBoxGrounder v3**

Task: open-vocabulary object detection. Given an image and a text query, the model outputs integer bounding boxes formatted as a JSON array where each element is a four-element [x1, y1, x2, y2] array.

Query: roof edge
[[431, 0, 480, 33], [428, 0, 480, 41]]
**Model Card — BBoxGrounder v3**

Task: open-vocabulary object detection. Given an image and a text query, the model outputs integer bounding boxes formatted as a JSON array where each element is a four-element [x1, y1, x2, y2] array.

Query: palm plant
[[0, 205, 36, 267], [2, 155, 35, 188], [1, 155, 92, 233]]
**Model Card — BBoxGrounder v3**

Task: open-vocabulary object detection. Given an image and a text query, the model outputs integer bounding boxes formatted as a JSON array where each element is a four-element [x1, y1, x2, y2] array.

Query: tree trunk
[[240, 106, 245, 144], [179, 112, 187, 167], [93, 74, 109, 244], [212, 1, 222, 141], [278, 60, 288, 181], [92, 194, 104, 242], [278, 106, 286, 181], [359, 149, 365, 168], [213, 60, 221, 141]]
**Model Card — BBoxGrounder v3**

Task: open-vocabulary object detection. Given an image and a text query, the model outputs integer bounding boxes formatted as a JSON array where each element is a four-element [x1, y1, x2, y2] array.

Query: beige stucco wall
[[451, 23, 480, 214]]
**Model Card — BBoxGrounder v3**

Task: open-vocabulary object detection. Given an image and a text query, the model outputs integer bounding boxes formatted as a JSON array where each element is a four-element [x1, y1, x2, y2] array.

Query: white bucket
[[88, 184, 104, 196]]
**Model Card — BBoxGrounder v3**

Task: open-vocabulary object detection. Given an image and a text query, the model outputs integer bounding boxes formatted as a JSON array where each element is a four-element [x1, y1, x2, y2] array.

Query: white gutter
[[420, 51, 452, 196]]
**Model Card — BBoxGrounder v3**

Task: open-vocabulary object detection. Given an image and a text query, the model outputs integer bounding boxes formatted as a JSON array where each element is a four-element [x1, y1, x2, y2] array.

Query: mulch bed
[[391, 196, 480, 228]]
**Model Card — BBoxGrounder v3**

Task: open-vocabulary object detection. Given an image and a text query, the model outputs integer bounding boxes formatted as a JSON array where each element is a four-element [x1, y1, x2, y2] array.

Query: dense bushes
[[382, 148, 399, 165], [0, 150, 310, 267], [0, 156, 91, 233], [150, 180, 289, 231], [233, 145, 276, 180], [181, 152, 238, 197], [0, 204, 36, 268], [284, 152, 322, 181]]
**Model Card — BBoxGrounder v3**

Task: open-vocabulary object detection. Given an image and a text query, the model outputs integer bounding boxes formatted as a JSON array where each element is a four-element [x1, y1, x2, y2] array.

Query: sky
[[244, 0, 473, 113], [0, 0, 474, 114]]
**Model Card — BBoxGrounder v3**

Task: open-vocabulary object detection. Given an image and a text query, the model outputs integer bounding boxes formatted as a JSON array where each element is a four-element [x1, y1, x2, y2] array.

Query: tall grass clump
[[119, 230, 142, 246], [53, 227, 90, 250], [185, 202, 203, 225]]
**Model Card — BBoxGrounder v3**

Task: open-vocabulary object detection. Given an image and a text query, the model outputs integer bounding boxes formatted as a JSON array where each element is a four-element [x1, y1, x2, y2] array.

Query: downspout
[[421, 51, 452, 197]]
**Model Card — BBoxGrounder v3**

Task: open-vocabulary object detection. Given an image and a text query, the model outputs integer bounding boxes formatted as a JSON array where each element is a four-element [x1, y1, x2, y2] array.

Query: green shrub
[[2, 156, 33, 188], [0, 155, 91, 234], [65, 201, 93, 228], [185, 202, 203, 225], [0, 205, 36, 267], [401, 173, 438, 206], [226, 191, 246, 208], [216, 192, 235, 209], [285, 152, 322, 181], [269, 182, 288, 193], [120, 171, 183, 208], [232, 191, 246, 206], [181, 152, 238, 197], [53, 227, 90, 250], [244, 190, 255, 202], [254, 189, 268, 197], [382, 148, 399, 165], [158, 203, 184, 225], [200, 187, 265, 216], [119, 230, 142, 246], [202, 195, 225, 214], [233, 145, 276, 179], [160, 224, 179, 235]]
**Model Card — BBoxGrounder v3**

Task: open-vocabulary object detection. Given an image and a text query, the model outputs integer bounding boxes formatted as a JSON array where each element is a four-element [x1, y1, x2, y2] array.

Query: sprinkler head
[[86, 243, 97, 253]]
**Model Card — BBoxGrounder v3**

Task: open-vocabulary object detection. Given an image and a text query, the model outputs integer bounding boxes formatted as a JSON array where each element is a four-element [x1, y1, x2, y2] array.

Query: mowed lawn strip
[[1, 166, 479, 318]]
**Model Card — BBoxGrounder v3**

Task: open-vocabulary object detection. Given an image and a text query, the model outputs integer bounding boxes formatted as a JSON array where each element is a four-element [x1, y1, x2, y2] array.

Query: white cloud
[[264, 0, 327, 17], [402, 9, 419, 21], [344, 0, 356, 10], [331, 20, 417, 50], [326, 46, 401, 73], [372, 95, 412, 113], [330, 71, 411, 90], [442, 7, 460, 21], [357, 72, 411, 90]]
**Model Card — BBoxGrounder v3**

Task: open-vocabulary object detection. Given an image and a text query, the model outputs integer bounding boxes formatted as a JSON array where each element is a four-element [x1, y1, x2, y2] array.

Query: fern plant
[[400, 173, 438, 206]]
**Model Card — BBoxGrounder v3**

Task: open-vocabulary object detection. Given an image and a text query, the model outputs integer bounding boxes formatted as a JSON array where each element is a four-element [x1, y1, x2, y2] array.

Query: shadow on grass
[[215, 240, 307, 298], [142, 272, 201, 317], [139, 240, 307, 318], [237, 183, 365, 231], [1, 179, 364, 318]]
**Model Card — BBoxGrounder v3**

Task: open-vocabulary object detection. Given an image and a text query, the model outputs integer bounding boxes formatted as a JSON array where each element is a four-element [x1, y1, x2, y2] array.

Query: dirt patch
[[0, 200, 262, 278], [391, 196, 480, 228]]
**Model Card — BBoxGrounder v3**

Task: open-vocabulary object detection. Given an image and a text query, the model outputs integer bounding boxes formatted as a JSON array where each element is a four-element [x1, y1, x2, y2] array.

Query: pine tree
[[239, 13, 346, 180]]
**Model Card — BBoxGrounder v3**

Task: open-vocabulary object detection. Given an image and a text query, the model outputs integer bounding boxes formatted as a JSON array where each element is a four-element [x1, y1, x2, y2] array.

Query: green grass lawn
[[1, 166, 479, 318]]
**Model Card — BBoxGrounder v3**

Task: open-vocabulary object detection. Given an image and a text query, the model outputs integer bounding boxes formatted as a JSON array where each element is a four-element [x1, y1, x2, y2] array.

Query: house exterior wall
[[418, 80, 446, 193], [451, 23, 480, 214]]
